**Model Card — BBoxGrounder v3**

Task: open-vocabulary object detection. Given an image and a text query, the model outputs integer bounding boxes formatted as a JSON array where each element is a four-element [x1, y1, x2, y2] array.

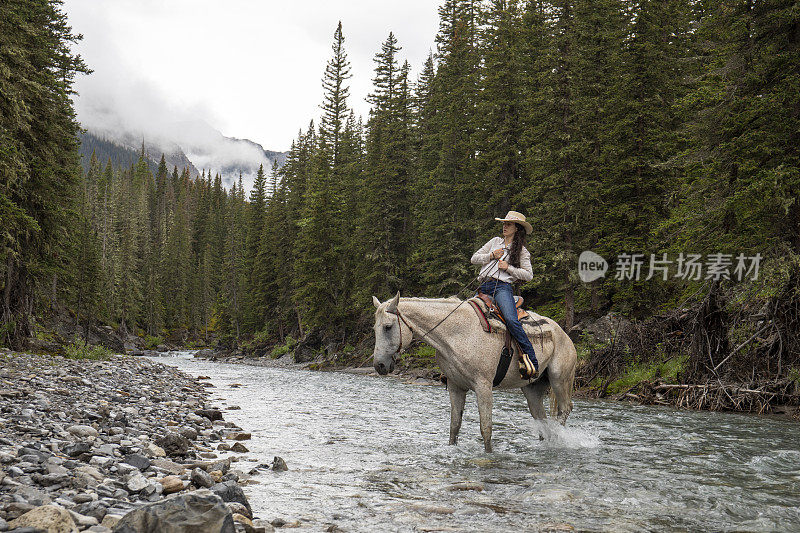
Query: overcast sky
[[63, 0, 442, 152]]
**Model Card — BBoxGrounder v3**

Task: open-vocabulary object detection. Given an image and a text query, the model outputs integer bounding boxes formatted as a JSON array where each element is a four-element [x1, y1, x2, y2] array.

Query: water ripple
[[156, 353, 800, 532]]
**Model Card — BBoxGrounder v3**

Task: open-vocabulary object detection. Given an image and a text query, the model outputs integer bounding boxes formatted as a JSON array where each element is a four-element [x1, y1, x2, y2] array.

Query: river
[[153, 352, 800, 532]]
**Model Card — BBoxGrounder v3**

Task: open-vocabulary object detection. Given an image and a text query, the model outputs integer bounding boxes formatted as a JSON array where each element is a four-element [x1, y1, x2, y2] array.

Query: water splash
[[527, 419, 602, 448]]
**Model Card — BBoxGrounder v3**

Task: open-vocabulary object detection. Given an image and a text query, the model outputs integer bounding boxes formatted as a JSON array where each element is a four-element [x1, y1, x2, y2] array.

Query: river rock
[[9, 504, 78, 533], [232, 513, 254, 531], [68, 509, 100, 528], [225, 502, 251, 519], [209, 481, 252, 515], [251, 519, 276, 532], [123, 453, 151, 471], [154, 433, 191, 457], [62, 442, 92, 457], [112, 491, 235, 533], [195, 409, 223, 421], [127, 473, 149, 492], [67, 424, 99, 438], [191, 467, 214, 488], [100, 514, 123, 529], [159, 475, 185, 495], [151, 458, 186, 476], [179, 427, 198, 441], [227, 432, 251, 441], [76, 465, 104, 481], [230, 442, 248, 453], [272, 456, 288, 472], [143, 442, 167, 458]]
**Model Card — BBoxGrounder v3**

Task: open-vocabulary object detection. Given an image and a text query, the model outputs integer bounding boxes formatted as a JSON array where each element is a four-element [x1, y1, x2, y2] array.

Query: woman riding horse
[[471, 210, 539, 379]]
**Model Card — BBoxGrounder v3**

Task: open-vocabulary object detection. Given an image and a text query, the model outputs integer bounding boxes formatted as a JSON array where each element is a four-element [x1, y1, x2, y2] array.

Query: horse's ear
[[372, 296, 381, 309], [386, 291, 400, 313]]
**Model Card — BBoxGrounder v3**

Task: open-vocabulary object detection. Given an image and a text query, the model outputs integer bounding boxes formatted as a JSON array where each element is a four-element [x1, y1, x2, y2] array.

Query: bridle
[[389, 309, 414, 360]]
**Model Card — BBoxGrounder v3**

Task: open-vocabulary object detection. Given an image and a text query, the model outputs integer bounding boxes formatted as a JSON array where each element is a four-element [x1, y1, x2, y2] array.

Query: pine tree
[[320, 21, 352, 167], [243, 165, 267, 331], [360, 35, 414, 301], [0, 0, 90, 346], [667, 0, 800, 255], [476, 0, 526, 227], [413, 0, 483, 296]]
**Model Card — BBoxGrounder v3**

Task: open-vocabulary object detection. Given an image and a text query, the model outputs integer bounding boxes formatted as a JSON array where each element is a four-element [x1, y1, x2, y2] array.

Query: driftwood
[[617, 379, 800, 414]]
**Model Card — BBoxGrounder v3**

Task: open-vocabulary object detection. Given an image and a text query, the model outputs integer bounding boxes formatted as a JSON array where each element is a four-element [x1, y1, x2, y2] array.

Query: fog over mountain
[[74, 77, 285, 193]]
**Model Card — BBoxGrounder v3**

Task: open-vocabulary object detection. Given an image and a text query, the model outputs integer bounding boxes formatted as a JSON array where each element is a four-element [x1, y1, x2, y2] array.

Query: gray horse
[[372, 292, 577, 452]]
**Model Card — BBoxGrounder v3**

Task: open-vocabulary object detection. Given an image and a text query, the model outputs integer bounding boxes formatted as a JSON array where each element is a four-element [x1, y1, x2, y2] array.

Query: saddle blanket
[[467, 297, 553, 341]]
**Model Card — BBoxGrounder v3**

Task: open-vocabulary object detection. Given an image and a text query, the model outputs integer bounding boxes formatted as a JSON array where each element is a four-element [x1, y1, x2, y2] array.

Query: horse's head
[[371, 291, 411, 375]]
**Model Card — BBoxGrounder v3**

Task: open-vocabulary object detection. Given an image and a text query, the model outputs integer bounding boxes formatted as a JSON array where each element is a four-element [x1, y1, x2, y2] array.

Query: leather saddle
[[473, 291, 530, 386], [476, 292, 529, 323]]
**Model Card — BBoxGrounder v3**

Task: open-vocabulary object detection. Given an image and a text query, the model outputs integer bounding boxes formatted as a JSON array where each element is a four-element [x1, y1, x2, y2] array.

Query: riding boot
[[519, 352, 538, 379]]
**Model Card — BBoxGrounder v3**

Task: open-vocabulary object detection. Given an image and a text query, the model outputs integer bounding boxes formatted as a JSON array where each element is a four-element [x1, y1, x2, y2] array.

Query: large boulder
[[112, 490, 234, 533], [89, 325, 125, 352], [209, 481, 252, 516], [9, 504, 78, 533], [570, 312, 632, 344]]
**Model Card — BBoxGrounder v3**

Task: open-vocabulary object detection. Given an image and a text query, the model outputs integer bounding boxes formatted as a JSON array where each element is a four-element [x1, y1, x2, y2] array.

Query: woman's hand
[[491, 249, 504, 260], [498, 260, 508, 271]]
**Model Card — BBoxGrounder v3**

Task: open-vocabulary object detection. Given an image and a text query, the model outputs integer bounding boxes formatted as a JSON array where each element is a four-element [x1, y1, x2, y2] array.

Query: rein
[[390, 251, 508, 353]]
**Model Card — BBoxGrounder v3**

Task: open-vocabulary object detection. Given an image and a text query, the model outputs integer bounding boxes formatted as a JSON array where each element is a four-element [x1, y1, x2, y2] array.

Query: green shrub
[[64, 342, 113, 361], [270, 344, 290, 358], [144, 335, 163, 350], [575, 332, 607, 361], [790, 367, 800, 386]]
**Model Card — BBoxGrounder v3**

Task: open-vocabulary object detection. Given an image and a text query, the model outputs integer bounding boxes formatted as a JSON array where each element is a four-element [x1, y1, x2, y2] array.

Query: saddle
[[475, 292, 529, 324], [468, 294, 553, 386]]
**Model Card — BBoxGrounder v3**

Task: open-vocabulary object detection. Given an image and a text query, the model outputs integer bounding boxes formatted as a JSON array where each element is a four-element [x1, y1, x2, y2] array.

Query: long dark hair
[[508, 223, 526, 268]]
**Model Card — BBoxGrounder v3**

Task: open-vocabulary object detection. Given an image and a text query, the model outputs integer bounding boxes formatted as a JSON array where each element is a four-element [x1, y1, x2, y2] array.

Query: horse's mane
[[400, 296, 463, 304]]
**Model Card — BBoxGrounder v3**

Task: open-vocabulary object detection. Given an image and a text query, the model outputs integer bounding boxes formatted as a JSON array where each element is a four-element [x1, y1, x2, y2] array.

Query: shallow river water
[[154, 352, 800, 532]]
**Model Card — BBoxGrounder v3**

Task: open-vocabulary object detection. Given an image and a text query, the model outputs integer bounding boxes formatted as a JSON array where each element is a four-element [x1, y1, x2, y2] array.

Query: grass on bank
[[398, 343, 438, 369], [605, 355, 688, 395]]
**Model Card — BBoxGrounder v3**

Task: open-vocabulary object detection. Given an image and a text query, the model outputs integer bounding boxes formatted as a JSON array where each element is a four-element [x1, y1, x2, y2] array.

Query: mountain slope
[[79, 119, 286, 192]]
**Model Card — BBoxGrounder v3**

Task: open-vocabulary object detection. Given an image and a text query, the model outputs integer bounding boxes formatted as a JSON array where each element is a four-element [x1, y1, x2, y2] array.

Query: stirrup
[[519, 353, 537, 379]]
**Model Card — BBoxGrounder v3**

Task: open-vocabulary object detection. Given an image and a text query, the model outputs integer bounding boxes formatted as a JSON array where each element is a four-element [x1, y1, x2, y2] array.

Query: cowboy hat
[[495, 210, 533, 235]]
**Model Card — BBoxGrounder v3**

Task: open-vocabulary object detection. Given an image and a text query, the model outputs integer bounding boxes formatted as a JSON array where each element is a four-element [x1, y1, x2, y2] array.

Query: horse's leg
[[448, 382, 467, 445], [522, 379, 549, 420], [522, 379, 549, 440], [475, 381, 493, 452], [550, 367, 575, 426]]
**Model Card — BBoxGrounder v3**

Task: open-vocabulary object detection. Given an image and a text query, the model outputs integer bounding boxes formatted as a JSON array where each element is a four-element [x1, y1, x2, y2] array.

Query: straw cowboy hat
[[495, 210, 533, 235]]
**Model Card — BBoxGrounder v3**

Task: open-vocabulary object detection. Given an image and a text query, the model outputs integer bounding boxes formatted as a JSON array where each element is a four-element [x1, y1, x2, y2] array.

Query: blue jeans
[[477, 279, 538, 368]]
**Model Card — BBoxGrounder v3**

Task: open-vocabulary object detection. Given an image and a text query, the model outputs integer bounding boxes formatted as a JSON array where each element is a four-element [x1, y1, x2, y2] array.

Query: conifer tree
[[0, 0, 89, 346], [413, 0, 483, 296], [320, 21, 352, 167]]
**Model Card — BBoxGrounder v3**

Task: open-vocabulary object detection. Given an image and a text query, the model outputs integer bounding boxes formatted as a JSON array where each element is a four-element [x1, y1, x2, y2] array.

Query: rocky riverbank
[[0, 350, 283, 533]]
